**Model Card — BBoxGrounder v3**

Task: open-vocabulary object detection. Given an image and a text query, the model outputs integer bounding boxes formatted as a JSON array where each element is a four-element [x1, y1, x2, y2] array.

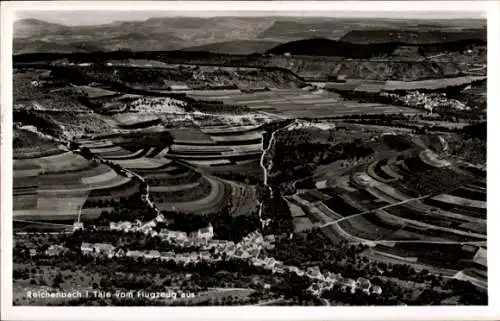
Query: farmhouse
[[81, 242, 94, 256]]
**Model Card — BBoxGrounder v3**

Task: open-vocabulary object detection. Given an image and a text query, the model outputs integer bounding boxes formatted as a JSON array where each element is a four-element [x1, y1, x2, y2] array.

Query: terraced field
[[79, 134, 258, 217], [283, 132, 486, 273], [13, 151, 140, 223]]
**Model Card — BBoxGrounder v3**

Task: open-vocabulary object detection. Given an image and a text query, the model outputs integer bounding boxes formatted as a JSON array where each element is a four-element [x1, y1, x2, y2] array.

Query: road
[[258, 120, 298, 227], [319, 194, 432, 229]]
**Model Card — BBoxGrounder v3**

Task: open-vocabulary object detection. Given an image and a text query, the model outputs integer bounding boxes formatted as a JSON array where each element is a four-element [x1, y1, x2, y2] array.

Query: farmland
[[13, 149, 141, 224], [185, 88, 424, 118], [273, 124, 486, 276]]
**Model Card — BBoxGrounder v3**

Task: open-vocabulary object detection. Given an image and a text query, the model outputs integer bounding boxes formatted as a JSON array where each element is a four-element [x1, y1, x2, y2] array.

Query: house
[[144, 250, 161, 259], [80, 242, 94, 256], [162, 229, 188, 241], [93, 243, 115, 257], [336, 74, 347, 83], [45, 245, 67, 257], [284, 52, 292, 57], [272, 266, 285, 274], [126, 250, 144, 258], [306, 266, 324, 280], [72, 222, 84, 231], [191, 223, 214, 241], [29, 249, 38, 257], [356, 277, 372, 294], [372, 285, 382, 295], [326, 272, 340, 283], [110, 222, 120, 230], [338, 277, 356, 293], [114, 249, 126, 258]]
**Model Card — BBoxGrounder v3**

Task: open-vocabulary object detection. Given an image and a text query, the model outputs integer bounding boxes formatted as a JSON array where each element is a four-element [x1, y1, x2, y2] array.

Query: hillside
[[340, 29, 487, 44], [265, 38, 486, 58], [13, 17, 275, 54], [181, 40, 282, 55]]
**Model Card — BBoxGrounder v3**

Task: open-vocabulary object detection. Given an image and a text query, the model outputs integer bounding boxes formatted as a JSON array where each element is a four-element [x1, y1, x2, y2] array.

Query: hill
[[266, 37, 486, 58], [180, 40, 282, 55], [340, 29, 487, 44], [13, 17, 275, 54]]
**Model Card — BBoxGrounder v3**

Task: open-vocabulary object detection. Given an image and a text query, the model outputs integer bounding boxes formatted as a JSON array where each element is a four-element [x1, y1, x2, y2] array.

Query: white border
[[1, 1, 499, 320]]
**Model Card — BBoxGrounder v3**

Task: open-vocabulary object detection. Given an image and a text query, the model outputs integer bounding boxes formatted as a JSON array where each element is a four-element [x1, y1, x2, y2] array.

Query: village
[[39, 215, 383, 301], [381, 91, 469, 113]]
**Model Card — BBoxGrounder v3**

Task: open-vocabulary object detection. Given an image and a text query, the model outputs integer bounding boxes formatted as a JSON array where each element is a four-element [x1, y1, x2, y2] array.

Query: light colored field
[[201, 125, 262, 134], [225, 143, 262, 154], [187, 88, 422, 117], [89, 145, 124, 154], [79, 140, 115, 148], [210, 131, 265, 142], [80, 169, 118, 185], [384, 76, 486, 91], [170, 144, 232, 153], [13, 168, 42, 178], [185, 159, 232, 166], [113, 113, 161, 126], [103, 148, 147, 160], [432, 194, 486, 209], [285, 199, 307, 217], [35, 152, 92, 174], [112, 157, 172, 169], [149, 181, 201, 192]]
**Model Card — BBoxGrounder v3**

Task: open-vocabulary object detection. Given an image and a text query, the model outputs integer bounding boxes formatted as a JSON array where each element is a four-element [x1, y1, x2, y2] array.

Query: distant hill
[[180, 40, 282, 55], [13, 17, 486, 55], [257, 18, 486, 42], [13, 17, 275, 54], [340, 29, 487, 44], [266, 37, 486, 58]]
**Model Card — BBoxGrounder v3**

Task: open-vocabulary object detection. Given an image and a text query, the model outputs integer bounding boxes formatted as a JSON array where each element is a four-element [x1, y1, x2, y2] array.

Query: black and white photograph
[[1, 1, 498, 320]]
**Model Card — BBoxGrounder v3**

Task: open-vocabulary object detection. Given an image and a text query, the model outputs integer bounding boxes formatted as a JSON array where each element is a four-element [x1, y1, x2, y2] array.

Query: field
[[186, 88, 423, 118], [13, 149, 141, 223], [277, 130, 486, 274], [79, 132, 259, 216]]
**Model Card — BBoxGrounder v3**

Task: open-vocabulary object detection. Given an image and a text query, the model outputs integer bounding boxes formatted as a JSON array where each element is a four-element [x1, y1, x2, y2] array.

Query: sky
[[13, 2, 486, 26]]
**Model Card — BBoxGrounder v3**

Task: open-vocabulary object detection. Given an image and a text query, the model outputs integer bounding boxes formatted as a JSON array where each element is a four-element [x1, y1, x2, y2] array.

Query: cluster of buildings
[[306, 269, 382, 297], [250, 257, 382, 298], [382, 91, 469, 112], [109, 220, 215, 247], [127, 97, 187, 113]]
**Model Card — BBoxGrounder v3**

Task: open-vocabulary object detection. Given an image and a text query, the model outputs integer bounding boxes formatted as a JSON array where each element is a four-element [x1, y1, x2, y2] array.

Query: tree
[[53, 272, 63, 288]]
